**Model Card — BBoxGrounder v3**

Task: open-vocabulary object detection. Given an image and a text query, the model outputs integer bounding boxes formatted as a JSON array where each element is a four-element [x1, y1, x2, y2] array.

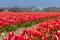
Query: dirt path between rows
[[0, 25, 36, 40]]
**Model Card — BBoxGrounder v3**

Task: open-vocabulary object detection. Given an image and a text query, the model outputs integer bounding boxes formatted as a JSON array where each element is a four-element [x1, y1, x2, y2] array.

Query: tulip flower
[[57, 30, 60, 37], [44, 34, 50, 40], [54, 35, 58, 40], [3, 37, 8, 40], [8, 32, 14, 40]]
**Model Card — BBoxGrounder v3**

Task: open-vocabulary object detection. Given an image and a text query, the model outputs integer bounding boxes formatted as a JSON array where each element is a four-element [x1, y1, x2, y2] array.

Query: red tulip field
[[0, 12, 60, 40]]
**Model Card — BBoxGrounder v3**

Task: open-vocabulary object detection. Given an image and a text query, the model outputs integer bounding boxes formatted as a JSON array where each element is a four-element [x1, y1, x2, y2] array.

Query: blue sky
[[0, 0, 60, 8]]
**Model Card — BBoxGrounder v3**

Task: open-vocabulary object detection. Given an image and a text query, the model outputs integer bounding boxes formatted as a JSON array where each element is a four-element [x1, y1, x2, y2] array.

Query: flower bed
[[0, 12, 60, 40], [0, 12, 57, 33], [3, 18, 60, 40]]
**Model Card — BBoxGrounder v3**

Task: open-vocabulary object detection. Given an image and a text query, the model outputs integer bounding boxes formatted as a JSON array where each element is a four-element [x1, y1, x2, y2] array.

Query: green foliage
[[48, 37, 53, 40]]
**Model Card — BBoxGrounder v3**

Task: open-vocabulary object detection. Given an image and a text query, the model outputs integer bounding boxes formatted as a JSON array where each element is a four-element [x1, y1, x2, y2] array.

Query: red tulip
[[0, 26, 3, 29], [3, 37, 8, 40], [8, 32, 14, 40], [57, 30, 60, 37], [44, 34, 50, 40], [54, 35, 58, 40]]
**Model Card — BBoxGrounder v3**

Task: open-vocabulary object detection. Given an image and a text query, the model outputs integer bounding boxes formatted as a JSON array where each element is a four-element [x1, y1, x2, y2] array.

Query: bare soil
[[0, 25, 36, 40]]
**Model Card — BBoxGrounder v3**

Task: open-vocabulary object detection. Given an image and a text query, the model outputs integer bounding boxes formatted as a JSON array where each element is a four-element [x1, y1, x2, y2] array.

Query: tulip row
[[0, 13, 57, 33], [3, 17, 60, 40]]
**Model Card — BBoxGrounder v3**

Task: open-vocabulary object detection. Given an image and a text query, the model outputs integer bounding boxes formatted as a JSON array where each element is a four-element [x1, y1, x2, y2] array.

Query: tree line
[[0, 7, 60, 12]]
